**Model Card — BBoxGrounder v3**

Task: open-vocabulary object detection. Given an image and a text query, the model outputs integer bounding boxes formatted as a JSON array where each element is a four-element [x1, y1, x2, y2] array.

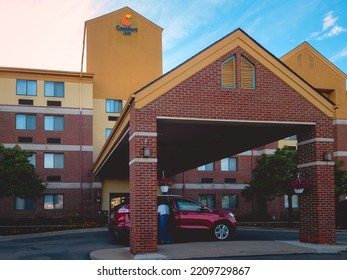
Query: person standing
[[158, 202, 171, 244]]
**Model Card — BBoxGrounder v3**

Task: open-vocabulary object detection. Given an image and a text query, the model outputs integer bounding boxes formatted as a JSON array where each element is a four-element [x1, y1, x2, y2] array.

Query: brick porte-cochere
[[102, 32, 336, 255]]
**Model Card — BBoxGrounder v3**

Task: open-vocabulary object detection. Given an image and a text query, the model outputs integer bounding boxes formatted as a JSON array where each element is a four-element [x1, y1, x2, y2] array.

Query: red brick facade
[[127, 45, 335, 252]]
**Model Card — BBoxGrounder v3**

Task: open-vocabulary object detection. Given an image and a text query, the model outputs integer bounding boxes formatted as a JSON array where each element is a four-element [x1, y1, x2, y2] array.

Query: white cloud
[[308, 11, 346, 41], [331, 47, 347, 62], [323, 11, 337, 31]]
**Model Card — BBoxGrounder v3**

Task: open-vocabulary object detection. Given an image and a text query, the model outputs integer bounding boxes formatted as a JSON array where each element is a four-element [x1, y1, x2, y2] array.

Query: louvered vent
[[241, 56, 255, 89], [221, 56, 236, 88]]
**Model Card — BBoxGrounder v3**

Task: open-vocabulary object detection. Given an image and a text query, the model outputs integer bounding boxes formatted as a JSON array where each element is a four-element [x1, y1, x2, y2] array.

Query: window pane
[[54, 154, 64, 168], [54, 116, 64, 131], [229, 158, 237, 171], [26, 115, 36, 130], [15, 197, 25, 210], [106, 128, 112, 140], [16, 114, 26, 129], [44, 116, 54, 130], [221, 158, 228, 171], [44, 81, 54, 96], [115, 100, 122, 113], [55, 82, 64, 97], [54, 195, 64, 209], [26, 198, 36, 210], [284, 195, 299, 208], [28, 153, 36, 167], [27, 80, 37, 96], [222, 194, 238, 208], [106, 100, 114, 112], [44, 153, 54, 168], [16, 80, 26, 95], [44, 195, 54, 209]]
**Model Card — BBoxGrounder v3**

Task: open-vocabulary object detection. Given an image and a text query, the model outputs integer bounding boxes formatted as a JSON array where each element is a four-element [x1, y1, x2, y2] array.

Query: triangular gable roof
[[84, 6, 163, 31], [281, 41, 347, 80], [134, 28, 335, 117]]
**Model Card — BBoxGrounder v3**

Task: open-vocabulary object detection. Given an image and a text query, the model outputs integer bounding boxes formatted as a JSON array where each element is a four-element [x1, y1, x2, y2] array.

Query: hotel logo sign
[[116, 14, 138, 35]]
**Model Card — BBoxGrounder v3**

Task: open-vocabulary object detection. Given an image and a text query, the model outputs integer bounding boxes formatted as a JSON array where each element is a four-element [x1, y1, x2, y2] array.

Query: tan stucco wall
[[86, 7, 163, 100], [0, 77, 93, 109]]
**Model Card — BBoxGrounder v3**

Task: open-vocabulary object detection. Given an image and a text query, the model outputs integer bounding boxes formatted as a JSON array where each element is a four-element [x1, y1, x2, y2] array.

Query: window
[[222, 194, 239, 209], [44, 81, 64, 97], [198, 162, 214, 171], [15, 197, 36, 210], [284, 195, 299, 208], [221, 157, 237, 171], [16, 79, 37, 96], [28, 153, 36, 168], [221, 56, 236, 88], [106, 99, 122, 113], [16, 114, 36, 130], [241, 56, 255, 89], [198, 194, 215, 208], [106, 128, 112, 140], [44, 194, 64, 210], [44, 153, 64, 169], [44, 115, 64, 131], [284, 135, 297, 140]]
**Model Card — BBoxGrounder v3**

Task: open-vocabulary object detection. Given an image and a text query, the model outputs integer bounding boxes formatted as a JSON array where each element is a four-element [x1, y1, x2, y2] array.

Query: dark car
[[336, 200, 347, 229], [108, 195, 237, 243]]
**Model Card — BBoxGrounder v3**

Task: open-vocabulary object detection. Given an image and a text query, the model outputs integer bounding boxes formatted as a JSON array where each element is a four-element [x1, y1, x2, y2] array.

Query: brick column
[[297, 125, 336, 244], [129, 107, 158, 255]]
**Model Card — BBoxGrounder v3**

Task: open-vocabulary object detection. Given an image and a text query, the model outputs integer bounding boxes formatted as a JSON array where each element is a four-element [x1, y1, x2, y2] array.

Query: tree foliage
[[0, 145, 46, 198], [241, 146, 298, 202], [335, 160, 347, 200]]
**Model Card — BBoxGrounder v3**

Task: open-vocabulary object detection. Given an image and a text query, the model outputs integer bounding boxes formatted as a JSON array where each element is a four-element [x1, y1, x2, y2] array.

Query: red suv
[[108, 195, 237, 242]]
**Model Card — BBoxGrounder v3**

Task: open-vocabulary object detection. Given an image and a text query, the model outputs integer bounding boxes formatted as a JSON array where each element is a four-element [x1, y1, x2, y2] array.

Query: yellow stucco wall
[[92, 98, 123, 160], [0, 74, 93, 109], [85, 7, 163, 100], [281, 43, 347, 119], [101, 179, 129, 211]]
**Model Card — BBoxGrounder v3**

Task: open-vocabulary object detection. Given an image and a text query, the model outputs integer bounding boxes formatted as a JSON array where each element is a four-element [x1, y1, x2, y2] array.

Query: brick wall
[[128, 45, 335, 252]]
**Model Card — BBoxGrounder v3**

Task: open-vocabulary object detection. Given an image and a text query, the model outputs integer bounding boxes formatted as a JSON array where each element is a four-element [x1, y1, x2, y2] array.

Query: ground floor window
[[110, 193, 129, 211], [198, 194, 215, 208], [15, 197, 36, 210], [284, 195, 299, 208], [222, 194, 239, 209], [44, 194, 64, 210]]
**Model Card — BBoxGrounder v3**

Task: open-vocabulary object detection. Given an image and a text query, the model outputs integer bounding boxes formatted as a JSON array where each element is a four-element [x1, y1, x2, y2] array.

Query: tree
[[0, 145, 45, 198], [241, 146, 298, 223], [335, 160, 347, 202]]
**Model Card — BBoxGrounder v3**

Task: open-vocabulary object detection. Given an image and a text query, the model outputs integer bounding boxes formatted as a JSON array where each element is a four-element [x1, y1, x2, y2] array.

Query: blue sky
[[0, 0, 346, 76]]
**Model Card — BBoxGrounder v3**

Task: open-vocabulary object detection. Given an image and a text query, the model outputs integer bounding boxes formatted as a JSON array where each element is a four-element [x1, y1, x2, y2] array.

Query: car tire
[[212, 223, 230, 241]]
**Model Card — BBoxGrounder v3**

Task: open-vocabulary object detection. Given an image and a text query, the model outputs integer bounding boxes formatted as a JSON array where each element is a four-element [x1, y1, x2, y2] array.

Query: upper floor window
[[241, 56, 255, 89], [221, 56, 236, 88], [106, 128, 112, 140], [44, 115, 64, 131], [44, 153, 64, 169], [221, 157, 237, 172], [28, 153, 36, 168], [16, 114, 36, 130], [44, 81, 64, 97], [106, 99, 122, 113], [198, 162, 215, 171], [16, 79, 37, 96]]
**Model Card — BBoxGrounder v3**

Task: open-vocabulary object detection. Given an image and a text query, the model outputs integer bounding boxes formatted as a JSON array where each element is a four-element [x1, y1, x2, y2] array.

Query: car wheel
[[213, 223, 230, 241]]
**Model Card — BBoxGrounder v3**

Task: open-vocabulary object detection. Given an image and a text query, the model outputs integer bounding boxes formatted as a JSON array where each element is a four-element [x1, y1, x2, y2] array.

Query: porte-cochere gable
[[94, 29, 336, 255]]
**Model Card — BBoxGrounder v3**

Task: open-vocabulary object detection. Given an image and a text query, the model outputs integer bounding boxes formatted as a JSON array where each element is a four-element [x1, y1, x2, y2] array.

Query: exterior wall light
[[143, 147, 150, 158], [323, 152, 332, 161]]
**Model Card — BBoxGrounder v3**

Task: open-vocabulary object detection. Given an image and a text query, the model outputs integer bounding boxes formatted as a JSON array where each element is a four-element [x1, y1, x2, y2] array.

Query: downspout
[[79, 23, 87, 217]]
